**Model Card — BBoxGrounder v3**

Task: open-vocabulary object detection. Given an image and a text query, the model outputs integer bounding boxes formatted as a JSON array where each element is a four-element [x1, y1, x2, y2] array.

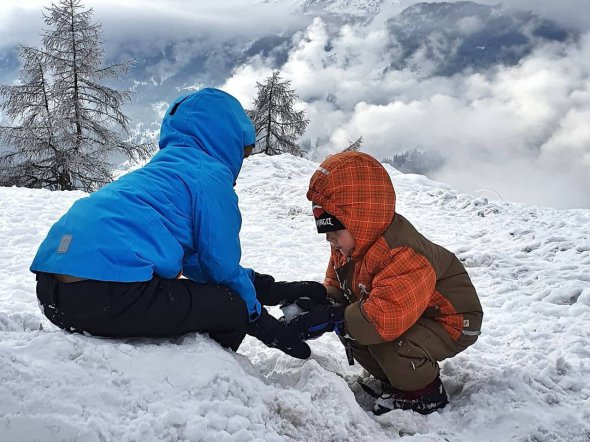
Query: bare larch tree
[[0, 0, 152, 191], [0, 46, 60, 188], [248, 71, 309, 156], [342, 135, 363, 152]]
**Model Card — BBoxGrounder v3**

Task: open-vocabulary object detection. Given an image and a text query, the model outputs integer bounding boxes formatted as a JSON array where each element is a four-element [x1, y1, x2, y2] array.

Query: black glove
[[287, 302, 347, 341], [253, 272, 327, 306], [247, 308, 311, 359]]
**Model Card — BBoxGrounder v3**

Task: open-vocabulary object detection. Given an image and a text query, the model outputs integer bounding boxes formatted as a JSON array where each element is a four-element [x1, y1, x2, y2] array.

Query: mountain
[[1, 1, 584, 210], [127, 1, 573, 123], [1, 153, 589, 440], [301, 0, 385, 18], [385, 2, 571, 76], [0, 2, 574, 135], [262, 0, 385, 19]]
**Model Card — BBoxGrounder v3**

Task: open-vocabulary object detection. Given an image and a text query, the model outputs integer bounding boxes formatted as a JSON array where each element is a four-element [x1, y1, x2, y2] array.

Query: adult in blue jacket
[[31, 88, 323, 358]]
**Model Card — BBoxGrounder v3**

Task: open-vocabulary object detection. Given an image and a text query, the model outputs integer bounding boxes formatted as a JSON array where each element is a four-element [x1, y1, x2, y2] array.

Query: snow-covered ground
[[1, 154, 589, 441]]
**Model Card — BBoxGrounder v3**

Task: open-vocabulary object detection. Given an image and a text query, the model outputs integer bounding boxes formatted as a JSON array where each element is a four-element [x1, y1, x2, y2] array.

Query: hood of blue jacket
[[159, 88, 255, 180]]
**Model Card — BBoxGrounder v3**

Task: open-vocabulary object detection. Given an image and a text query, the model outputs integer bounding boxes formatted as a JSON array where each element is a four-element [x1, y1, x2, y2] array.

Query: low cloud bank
[[223, 17, 590, 208]]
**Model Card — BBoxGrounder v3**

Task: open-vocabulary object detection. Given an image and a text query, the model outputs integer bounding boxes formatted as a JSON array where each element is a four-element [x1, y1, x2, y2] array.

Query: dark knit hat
[[312, 203, 345, 233]]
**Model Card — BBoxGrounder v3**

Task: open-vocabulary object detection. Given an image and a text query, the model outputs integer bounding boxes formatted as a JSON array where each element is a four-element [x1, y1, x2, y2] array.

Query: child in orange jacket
[[290, 151, 483, 415]]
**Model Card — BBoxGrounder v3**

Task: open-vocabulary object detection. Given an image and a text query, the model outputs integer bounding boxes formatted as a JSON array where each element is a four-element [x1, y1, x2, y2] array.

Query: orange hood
[[307, 152, 396, 261]]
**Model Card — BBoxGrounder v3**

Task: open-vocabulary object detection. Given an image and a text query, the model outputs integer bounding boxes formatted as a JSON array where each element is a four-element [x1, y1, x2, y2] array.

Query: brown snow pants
[[347, 315, 479, 391]]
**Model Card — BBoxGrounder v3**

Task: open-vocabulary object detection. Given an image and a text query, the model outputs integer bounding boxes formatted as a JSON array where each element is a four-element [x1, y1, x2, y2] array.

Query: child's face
[[326, 229, 355, 257]]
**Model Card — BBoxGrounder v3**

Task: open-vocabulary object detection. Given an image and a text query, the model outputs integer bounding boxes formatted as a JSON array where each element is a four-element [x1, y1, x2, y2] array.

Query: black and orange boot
[[373, 376, 449, 415]]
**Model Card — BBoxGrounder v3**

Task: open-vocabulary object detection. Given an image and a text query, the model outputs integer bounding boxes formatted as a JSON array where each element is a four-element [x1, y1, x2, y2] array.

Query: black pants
[[36, 273, 249, 351]]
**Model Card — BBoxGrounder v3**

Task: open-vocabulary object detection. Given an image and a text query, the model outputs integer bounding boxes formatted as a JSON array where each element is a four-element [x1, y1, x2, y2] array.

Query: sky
[[1, 154, 589, 441], [1, 0, 589, 209], [0, 0, 307, 51], [2, 0, 589, 49]]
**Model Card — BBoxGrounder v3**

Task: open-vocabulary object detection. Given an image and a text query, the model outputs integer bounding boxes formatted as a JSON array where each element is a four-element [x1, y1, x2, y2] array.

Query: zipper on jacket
[[358, 283, 369, 302], [335, 256, 355, 305], [334, 256, 356, 366]]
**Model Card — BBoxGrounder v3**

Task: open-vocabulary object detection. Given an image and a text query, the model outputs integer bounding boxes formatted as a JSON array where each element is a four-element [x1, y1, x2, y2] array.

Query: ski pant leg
[[349, 317, 474, 391], [36, 273, 249, 351], [346, 338, 389, 382]]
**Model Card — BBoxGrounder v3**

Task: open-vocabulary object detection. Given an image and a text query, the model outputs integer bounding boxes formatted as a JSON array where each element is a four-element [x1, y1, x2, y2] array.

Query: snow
[[1, 153, 589, 441]]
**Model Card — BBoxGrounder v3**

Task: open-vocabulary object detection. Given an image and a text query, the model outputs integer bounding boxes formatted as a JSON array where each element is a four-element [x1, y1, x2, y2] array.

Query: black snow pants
[[36, 273, 249, 351]]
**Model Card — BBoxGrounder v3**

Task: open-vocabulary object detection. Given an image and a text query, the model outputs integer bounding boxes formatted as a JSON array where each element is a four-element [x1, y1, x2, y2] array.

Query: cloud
[[222, 60, 274, 109], [0, 2, 45, 50], [1, 0, 586, 53], [0, 0, 310, 138], [222, 17, 590, 208], [392, 0, 590, 31], [476, 0, 590, 31], [2, 0, 589, 208], [0, 0, 307, 52]]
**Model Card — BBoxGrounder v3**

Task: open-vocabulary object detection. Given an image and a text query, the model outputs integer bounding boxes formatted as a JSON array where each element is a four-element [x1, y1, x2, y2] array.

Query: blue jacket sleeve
[[187, 175, 261, 321]]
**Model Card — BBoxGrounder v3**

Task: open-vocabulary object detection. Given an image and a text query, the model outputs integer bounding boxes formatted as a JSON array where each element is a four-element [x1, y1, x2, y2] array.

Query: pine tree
[[383, 148, 444, 175], [248, 71, 309, 156], [0, 0, 152, 191], [342, 135, 363, 152]]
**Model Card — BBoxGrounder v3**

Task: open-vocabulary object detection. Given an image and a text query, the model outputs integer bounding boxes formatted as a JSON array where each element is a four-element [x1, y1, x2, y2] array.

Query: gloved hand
[[253, 272, 327, 306], [287, 301, 347, 341], [247, 308, 311, 359], [279, 296, 323, 323]]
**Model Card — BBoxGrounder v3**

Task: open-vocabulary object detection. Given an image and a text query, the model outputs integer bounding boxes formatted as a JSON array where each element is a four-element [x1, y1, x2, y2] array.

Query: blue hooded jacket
[[30, 88, 261, 320]]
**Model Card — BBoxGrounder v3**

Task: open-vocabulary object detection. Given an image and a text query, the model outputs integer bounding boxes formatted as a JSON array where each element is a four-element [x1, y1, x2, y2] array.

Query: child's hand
[[279, 296, 323, 323], [287, 302, 347, 341]]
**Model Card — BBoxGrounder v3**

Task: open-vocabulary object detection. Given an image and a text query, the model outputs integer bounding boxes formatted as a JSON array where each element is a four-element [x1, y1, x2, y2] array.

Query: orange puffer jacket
[[307, 152, 482, 342]]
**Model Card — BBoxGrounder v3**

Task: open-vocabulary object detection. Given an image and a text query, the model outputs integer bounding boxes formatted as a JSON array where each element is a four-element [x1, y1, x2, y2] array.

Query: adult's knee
[[220, 287, 249, 331]]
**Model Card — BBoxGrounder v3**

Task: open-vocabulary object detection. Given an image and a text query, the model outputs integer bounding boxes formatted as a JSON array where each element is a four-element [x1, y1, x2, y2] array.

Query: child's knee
[[369, 340, 439, 390]]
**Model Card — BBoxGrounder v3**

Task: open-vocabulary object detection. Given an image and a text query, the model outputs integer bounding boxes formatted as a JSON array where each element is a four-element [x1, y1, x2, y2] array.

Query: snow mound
[[1, 154, 589, 441]]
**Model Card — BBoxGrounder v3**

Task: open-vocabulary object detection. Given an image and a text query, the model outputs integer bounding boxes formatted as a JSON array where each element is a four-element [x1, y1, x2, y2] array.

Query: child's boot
[[373, 375, 448, 415]]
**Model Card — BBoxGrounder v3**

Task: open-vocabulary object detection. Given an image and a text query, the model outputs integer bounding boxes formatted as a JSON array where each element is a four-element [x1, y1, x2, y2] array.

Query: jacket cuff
[[248, 300, 262, 322], [245, 267, 256, 282], [344, 301, 387, 345]]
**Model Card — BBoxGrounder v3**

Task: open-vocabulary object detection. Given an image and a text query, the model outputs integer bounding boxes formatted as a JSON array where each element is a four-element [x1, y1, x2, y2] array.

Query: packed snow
[[0, 154, 589, 441]]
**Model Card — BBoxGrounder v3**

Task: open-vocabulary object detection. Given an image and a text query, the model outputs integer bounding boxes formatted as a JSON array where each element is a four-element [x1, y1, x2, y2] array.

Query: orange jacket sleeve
[[362, 247, 436, 340]]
